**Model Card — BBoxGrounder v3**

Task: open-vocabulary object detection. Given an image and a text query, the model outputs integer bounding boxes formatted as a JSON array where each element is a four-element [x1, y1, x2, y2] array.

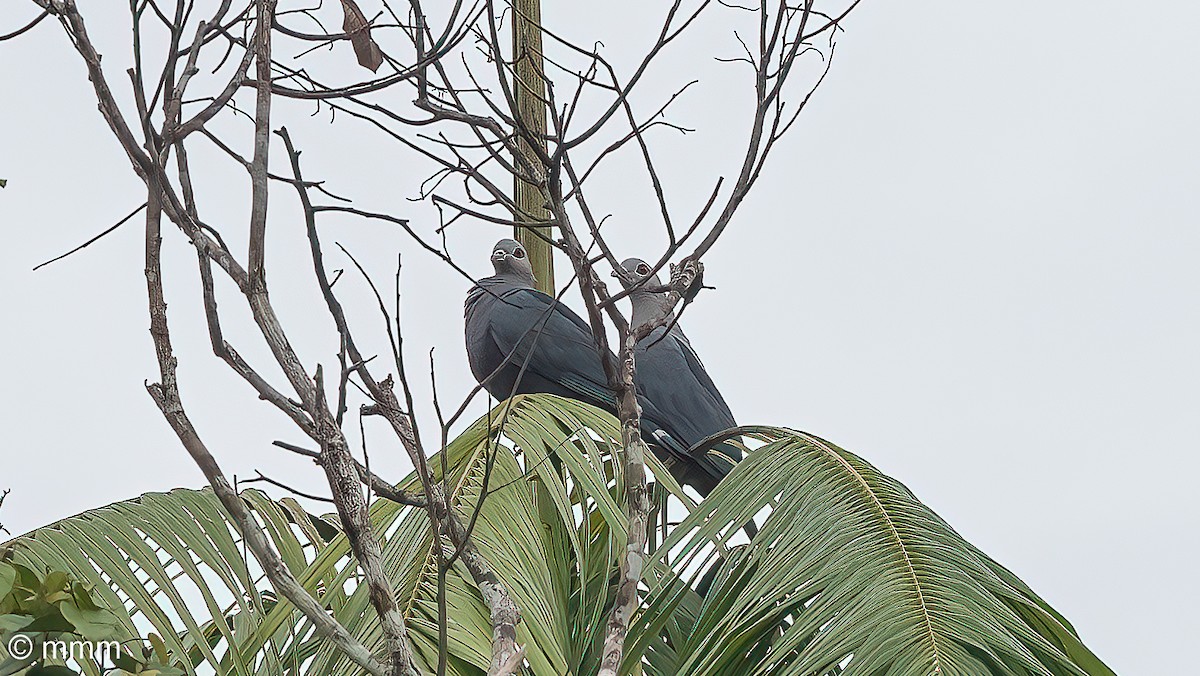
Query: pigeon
[[464, 239, 731, 496], [614, 257, 743, 497], [464, 238, 613, 409]]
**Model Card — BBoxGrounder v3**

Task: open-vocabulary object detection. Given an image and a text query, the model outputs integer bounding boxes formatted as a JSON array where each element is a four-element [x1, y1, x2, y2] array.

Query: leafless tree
[[8, 0, 857, 672]]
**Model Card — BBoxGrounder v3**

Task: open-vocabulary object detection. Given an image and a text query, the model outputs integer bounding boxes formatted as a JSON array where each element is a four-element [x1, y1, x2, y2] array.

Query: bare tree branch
[[247, 0, 275, 290], [141, 183, 389, 676]]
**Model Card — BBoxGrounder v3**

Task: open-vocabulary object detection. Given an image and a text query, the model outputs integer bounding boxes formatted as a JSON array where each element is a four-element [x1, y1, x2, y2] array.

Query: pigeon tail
[[647, 426, 758, 538], [644, 426, 732, 497]]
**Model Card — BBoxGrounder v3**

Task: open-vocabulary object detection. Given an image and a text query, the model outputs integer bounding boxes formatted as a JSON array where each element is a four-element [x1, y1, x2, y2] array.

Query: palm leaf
[[1, 488, 337, 675], [627, 427, 1114, 676], [2, 397, 1113, 676], [2, 396, 685, 674], [268, 395, 691, 676]]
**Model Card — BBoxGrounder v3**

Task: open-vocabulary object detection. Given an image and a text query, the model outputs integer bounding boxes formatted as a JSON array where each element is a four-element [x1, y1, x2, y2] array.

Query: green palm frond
[[629, 427, 1113, 676], [253, 394, 689, 676], [1, 396, 1113, 676], [1, 487, 336, 676]]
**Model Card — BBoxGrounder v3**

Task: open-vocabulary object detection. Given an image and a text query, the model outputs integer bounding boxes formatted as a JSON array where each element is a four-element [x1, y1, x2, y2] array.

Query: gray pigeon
[[614, 258, 742, 496], [465, 239, 613, 409], [464, 239, 731, 495]]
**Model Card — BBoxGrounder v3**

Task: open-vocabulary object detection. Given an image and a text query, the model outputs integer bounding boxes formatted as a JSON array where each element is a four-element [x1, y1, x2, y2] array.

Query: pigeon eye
[[513, 248, 526, 259], [636, 264, 651, 276]]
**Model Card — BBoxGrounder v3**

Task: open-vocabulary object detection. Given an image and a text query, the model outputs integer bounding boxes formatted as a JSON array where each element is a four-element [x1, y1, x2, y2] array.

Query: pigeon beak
[[491, 251, 506, 261], [610, 270, 618, 278]]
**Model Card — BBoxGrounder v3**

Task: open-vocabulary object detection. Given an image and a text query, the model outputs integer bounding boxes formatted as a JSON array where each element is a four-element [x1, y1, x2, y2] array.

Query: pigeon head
[[612, 257, 675, 329], [614, 257, 663, 289], [490, 238, 536, 285]]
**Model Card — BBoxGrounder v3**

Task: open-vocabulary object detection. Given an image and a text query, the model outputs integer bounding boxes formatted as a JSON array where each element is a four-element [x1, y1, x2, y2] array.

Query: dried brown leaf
[[340, 0, 384, 72]]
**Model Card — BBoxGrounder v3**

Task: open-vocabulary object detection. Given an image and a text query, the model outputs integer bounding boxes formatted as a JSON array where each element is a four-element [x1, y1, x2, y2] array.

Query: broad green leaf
[[60, 601, 123, 641], [147, 633, 169, 664], [26, 666, 81, 676], [0, 563, 15, 599], [0, 613, 33, 632]]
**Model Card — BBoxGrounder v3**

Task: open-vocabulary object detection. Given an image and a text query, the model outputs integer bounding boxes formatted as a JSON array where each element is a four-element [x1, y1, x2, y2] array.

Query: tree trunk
[[512, 0, 554, 293]]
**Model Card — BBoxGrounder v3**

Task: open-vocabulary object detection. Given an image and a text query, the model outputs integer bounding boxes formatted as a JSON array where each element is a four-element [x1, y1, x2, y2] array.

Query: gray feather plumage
[[464, 241, 734, 495], [617, 257, 742, 495]]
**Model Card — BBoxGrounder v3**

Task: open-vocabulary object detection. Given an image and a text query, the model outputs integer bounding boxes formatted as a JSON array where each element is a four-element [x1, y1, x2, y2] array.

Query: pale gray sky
[[2, 2, 1197, 674]]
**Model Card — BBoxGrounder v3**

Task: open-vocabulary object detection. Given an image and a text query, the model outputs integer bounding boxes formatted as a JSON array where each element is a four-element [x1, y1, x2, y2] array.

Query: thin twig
[[32, 203, 148, 271], [243, 471, 336, 503], [0, 9, 49, 41]]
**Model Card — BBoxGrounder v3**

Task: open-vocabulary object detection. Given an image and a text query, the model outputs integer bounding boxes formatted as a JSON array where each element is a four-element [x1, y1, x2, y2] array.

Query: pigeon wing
[[486, 288, 615, 409]]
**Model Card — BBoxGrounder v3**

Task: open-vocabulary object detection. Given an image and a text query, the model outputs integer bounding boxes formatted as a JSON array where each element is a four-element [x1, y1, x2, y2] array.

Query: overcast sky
[[2, 2, 1198, 674]]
